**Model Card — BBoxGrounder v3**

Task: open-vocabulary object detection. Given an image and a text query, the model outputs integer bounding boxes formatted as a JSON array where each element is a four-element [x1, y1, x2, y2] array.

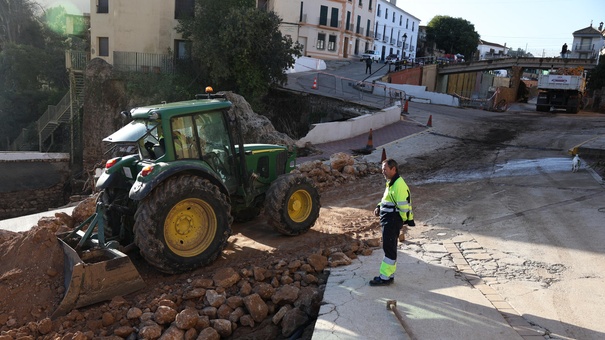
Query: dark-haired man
[[371, 158, 414, 286]]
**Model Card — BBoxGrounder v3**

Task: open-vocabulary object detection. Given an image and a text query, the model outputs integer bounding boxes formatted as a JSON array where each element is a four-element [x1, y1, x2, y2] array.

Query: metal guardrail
[[66, 50, 88, 71], [113, 51, 175, 74], [311, 68, 405, 109], [38, 90, 72, 143]]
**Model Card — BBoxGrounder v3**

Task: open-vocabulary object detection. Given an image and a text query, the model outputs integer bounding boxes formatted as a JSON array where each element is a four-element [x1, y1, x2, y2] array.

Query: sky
[[35, 0, 604, 58], [397, 0, 605, 57], [35, 0, 89, 15]]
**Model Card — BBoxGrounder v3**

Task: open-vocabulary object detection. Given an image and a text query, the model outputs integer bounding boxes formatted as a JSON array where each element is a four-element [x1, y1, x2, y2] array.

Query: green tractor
[[54, 91, 320, 317]]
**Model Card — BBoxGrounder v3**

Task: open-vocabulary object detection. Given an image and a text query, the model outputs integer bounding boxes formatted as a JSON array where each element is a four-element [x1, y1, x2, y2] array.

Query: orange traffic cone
[[366, 129, 374, 150], [381, 148, 387, 162], [426, 115, 433, 127], [312, 76, 318, 90], [351, 129, 375, 155]]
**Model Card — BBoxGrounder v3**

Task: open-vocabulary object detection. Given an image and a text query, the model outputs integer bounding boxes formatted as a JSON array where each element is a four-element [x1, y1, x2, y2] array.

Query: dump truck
[[535, 69, 586, 113], [53, 89, 321, 317]]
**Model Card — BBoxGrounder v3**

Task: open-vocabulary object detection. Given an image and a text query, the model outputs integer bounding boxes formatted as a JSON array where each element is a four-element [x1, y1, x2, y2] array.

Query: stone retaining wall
[[0, 152, 70, 220]]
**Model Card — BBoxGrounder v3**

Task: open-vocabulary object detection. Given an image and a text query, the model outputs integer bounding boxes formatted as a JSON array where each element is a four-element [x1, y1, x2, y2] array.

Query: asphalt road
[[358, 101, 605, 339]]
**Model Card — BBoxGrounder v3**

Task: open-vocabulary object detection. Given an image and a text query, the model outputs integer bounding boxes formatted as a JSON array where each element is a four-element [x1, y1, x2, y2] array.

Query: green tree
[[587, 55, 605, 92], [0, 1, 69, 149], [426, 15, 480, 60], [178, 0, 301, 107], [0, 0, 45, 49]]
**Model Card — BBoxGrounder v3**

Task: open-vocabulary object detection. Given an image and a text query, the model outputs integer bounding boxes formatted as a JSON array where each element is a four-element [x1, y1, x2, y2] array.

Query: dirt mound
[[0, 217, 67, 327], [0, 182, 383, 339]]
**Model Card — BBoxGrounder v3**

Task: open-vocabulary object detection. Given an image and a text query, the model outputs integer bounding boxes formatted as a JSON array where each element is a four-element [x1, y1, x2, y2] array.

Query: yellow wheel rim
[[288, 189, 312, 223], [164, 198, 217, 257]]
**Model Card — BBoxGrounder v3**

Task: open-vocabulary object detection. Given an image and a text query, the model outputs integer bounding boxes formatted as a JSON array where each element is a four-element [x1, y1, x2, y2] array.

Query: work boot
[[369, 276, 394, 286]]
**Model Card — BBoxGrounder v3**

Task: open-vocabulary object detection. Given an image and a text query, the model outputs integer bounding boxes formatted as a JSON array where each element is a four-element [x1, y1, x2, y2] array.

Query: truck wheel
[[264, 174, 320, 236], [566, 106, 579, 114], [134, 175, 232, 274]]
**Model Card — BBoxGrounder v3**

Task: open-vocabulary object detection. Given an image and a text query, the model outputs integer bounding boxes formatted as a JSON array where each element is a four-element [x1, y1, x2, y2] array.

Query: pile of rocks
[[223, 92, 296, 150], [294, 152, 381, 191], [0, 240, 376, 339]]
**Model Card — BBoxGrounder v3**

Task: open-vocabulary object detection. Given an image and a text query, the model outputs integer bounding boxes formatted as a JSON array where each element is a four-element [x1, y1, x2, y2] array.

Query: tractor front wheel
[[264, 174, 320, 236], [134, 175, 232, 274]]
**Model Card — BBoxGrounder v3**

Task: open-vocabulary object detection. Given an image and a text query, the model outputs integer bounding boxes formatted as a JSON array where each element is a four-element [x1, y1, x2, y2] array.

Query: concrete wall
[[388, 67, 422, 85], [296, 105, 401, 146], [374, 82, 460, 106], [0, 152, 70, 220], [286, 56, 327, 74], [421, 64, 438, 92]]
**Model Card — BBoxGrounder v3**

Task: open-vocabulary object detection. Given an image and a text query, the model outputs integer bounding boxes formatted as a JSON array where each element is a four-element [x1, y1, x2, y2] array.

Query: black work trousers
[[380, 211, 403, 260]]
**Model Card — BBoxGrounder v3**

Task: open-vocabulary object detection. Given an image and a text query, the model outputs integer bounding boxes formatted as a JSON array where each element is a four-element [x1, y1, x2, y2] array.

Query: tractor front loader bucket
[[52, 233, 145, 319]]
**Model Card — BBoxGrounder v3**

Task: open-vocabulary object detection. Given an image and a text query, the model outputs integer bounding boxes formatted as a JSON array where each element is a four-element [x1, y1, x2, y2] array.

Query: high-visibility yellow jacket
[[378, 174, 413, 222]]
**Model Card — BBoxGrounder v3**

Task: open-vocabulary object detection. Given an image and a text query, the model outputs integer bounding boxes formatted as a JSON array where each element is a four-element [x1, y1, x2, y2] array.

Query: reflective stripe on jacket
[[378, 173, 413, 221]]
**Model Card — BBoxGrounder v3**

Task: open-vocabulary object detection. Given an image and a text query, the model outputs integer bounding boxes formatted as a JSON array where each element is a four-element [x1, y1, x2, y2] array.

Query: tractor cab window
[[194, 111, 236, 190], [170, 116, 200, 160], [138, 124, 164, 160]]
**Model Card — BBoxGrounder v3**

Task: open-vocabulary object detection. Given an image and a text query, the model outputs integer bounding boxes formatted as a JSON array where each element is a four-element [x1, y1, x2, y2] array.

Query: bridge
[[437, 57, 598, 75]]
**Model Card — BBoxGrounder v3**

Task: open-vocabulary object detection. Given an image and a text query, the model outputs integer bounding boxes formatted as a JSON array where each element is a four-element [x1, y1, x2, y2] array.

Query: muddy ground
[[0, 109, 602, 340]]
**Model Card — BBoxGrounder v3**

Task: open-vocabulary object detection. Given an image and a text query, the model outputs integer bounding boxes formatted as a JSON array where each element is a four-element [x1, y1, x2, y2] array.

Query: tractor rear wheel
[[134, 175, 232, 274], [264, 174, 320, 236]]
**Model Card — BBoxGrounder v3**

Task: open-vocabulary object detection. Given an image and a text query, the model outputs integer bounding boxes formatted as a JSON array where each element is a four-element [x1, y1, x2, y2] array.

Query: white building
[[373, 0, 419, 61], [258, 0, 375, 60], [89, 0, 193, 68], [476, 39, 509, 60], [568, 23, 605, 60]]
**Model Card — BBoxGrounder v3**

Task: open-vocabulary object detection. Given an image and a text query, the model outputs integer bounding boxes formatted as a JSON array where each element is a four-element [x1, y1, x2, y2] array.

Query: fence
[[113, 51, 175, 74], [313, 70, 406, 110], [65, 50, 88, 71], [455, 89, 507, 112]]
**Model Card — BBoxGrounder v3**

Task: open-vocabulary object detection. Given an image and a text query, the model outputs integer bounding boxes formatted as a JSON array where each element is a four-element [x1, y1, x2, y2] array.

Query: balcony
[[574, 43, 595, 53], [390, 38, 396, 45], [319, 17, 341, 28], [397, 41, 402, 47], [376, 33, 382, 40], [383, 36, 389, 43]]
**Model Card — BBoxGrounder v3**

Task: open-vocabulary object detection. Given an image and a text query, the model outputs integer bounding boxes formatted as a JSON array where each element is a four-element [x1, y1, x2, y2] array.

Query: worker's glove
[[406, 220, 415, 227]]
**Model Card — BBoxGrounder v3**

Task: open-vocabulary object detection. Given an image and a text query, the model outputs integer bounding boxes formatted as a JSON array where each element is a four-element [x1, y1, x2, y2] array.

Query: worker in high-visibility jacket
[[371, 158, 414, 286]]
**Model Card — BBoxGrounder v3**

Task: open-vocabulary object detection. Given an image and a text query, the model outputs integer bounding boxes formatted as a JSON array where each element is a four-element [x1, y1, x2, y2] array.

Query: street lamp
[[402, 33, 407, 59]]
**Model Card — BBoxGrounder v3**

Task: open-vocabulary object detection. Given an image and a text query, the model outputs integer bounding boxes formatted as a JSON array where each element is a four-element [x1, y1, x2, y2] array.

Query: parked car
[[385, 54, 399, 64], [361, 50, 381, 62]]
